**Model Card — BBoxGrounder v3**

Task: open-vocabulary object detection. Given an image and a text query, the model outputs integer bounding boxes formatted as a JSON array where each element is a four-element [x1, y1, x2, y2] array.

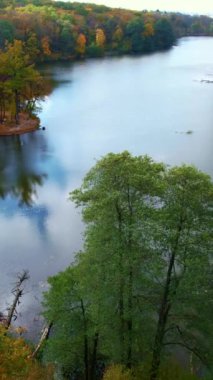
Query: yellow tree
[[0, 325, 54, 379], [96, 28, 106, 48]]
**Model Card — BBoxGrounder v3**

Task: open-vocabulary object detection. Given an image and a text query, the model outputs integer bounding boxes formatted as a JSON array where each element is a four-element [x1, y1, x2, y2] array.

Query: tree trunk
[[116, 202, 125, 363], [127, 267, 133, 369], [81, 299, 89, 380], [0, 93, 5, 123], [14, 90, 20, 125], [30, 322, 53, 358], [149, 295, 171, 380], [6, 270, 29, 329], [90, 332, 99, 380], [126, 185, 133, 369], [150, 219, 184, 380]]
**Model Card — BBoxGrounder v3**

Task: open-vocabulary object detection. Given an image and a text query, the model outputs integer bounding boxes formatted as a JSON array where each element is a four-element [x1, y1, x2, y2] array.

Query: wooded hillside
[[0, 0, 212, 61]]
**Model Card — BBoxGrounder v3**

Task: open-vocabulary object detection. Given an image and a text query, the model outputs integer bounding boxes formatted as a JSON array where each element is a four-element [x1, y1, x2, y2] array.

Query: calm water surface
[[0, 37, 212, 336]]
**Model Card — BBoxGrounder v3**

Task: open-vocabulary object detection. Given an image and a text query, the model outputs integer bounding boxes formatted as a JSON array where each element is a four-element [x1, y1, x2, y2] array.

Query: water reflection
[[0, 37, 212, 337], [0, 127, 83, 334], [0, 133, 47, 206]]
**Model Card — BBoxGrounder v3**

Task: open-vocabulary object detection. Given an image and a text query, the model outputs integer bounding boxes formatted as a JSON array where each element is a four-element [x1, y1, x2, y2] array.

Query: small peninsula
[[0, 113, 39, 136]]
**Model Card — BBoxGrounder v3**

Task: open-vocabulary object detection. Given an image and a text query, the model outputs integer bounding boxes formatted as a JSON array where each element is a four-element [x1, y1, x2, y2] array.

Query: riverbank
[[0, 113, 40, 136]]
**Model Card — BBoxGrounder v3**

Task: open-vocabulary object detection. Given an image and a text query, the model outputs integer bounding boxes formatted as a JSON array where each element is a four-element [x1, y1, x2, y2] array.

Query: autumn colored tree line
[[0, 1, 212, 62]]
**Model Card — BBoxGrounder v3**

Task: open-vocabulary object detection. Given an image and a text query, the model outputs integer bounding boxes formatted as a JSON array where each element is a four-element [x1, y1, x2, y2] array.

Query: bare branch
[[163, 341, 208, 366], [6, 270, 30, 329]]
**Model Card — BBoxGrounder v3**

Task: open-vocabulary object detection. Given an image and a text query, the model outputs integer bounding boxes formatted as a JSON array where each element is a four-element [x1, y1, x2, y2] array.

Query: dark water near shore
[[0, 37, 212, 337]]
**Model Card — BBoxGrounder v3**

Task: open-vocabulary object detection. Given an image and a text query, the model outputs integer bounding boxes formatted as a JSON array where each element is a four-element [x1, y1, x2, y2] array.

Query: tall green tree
[[71, 152, 165, 368], [43, 153, 213, 380], [44, 152, 165, 377], [149, 166, 213, 380], [43, 264, 100, 380]]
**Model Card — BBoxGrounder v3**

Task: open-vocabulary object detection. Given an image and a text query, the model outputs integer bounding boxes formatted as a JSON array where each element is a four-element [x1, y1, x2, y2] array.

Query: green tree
[[0, 19, 15, 48], [125, 18, 145, 53], [26, 32, 40, 62], [58, 18, 75, 56], [149, 165, 213, 380], [190, 22, 205, 35], [71, 155, 213, 379], [44, 153, 213, 380], [71, 152, 165, 368], [154, 18, 175, 50], [43, 265, 99, 380]]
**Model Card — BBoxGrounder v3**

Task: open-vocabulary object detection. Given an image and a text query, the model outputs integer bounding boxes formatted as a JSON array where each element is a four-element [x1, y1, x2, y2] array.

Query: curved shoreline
[[0, 114, 40, 136]]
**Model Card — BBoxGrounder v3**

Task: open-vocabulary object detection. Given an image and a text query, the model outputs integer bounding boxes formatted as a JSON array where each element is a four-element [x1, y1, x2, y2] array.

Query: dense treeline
[[0, 0, 212, 61], [43, 152, 213, 380]]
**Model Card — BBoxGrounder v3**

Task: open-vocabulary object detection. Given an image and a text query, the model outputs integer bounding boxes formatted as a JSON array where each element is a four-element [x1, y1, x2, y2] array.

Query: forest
[[1, 152, 213, 380], [0, 0, 212, 62]]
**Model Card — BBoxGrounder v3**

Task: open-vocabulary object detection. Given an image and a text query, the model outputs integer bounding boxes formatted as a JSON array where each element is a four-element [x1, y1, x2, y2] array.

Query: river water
[[0, 37, 212, 336]]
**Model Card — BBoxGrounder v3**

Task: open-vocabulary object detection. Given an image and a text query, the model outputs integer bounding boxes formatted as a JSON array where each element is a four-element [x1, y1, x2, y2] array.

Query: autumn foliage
[[103, 365, 132, 380], [0, 325, 54, 379], [0, 1, 212, 63], [103, 362, 200, 380], [76, 33, 86, 56]]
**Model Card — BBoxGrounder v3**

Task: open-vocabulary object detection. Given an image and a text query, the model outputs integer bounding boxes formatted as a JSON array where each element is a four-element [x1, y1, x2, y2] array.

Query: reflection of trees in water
[[0, 133, 47, 206]]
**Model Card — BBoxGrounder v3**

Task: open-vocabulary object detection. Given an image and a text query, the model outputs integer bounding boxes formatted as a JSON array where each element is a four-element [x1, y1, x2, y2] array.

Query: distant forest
[[0, 0, 212, 61]]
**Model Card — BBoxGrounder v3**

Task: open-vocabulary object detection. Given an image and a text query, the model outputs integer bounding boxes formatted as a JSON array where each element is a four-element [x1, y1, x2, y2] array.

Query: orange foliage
[[41, 36, 51, 56], [76, 33, 86, 56], [0, 325, 54, 379]]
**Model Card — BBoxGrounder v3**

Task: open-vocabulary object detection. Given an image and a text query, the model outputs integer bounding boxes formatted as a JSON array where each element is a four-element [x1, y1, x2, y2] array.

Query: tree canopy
[[43, 152, 213, 380]]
